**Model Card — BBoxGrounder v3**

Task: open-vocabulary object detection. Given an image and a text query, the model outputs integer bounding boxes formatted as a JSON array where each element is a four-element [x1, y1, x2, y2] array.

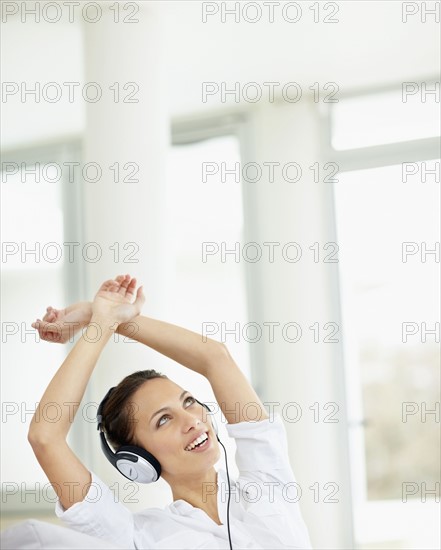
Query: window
[[331, 85, 440, 150], [330, 86, 440, 549], [1, 144, 82, 513], [166, 133, 250, 413]]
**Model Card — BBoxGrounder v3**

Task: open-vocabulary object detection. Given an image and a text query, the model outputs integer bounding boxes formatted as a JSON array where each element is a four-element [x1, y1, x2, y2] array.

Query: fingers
[[32, 319, 56, 331], [101, 280, 119, 291], [114, 274, 138, 297], [43, 307, 57, 323], [126, 277, 137, 296], [31, 319, 62, 342], [101, 274, 142, 298], [117, 274, 131, 295], [135, 285, 145, 307]]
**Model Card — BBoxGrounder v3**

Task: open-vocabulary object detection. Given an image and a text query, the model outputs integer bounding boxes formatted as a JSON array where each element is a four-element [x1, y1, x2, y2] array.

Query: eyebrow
[[149, 390, 190, 423]]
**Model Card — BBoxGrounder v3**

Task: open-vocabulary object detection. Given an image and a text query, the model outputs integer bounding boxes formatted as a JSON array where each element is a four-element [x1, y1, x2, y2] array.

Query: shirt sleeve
[[225, 413, 313, 549], [225, 412, 295, 479], [54, 471, 136, 549]]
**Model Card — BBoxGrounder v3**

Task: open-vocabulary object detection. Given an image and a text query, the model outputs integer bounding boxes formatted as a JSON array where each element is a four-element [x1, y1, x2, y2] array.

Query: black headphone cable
[[217, 437, 233, 550]]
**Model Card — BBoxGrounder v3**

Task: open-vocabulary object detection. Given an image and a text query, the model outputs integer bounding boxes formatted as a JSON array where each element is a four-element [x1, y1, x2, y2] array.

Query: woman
[[29, 274, 312, 549]]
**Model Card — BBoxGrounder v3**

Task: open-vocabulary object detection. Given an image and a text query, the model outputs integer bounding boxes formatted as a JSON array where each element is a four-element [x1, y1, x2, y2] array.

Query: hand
[[32, 302, 93, 344], [91, 274, 145, 326]]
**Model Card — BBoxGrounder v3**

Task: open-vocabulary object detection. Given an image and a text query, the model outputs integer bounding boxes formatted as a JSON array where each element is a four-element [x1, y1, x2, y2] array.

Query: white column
[[79, 2, 172, 505], [242, 98, 354, 549]]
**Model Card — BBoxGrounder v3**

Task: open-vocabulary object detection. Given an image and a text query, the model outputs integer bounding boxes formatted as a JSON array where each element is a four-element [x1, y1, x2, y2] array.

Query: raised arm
[[28, 275, 144, 510], [119, 316, 269, 423], [121, 317, 270, 422], [33, 278, 268, 424]]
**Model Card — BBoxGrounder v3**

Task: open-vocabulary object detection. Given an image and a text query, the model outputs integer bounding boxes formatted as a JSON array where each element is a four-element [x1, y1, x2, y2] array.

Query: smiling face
[[130, 377, 220, 482]]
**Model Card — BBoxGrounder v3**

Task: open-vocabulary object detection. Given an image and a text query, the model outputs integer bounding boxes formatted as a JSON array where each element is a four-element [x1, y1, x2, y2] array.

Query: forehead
[[131, 378, 185, 418]]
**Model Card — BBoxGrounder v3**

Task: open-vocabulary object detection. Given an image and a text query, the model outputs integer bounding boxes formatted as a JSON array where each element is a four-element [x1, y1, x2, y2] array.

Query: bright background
[[1, 2, 440, 549]]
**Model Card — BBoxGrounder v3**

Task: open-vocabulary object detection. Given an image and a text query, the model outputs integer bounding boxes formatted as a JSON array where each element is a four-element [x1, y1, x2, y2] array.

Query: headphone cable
[[217, 437, 233, 550]]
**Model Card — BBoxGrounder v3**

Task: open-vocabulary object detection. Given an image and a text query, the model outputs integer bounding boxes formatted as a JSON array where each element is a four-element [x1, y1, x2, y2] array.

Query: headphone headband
[[96, 386, 115, 430]]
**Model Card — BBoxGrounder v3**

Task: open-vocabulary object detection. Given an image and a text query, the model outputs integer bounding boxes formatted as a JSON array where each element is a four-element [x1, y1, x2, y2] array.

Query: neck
[[167, 468, 222, 525]]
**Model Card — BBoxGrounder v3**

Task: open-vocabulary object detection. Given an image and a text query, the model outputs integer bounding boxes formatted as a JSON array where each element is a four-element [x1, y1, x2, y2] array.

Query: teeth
[[186, 432, 208, 451]]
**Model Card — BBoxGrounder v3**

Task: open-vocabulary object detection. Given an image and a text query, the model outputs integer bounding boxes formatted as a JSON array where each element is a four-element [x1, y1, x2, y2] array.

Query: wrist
[[83, 301, 93, 315], [65, 301, 93, 325], [80, 301, 93, 319], [88, 315, 119, 333], [116, 315, 141, 334]]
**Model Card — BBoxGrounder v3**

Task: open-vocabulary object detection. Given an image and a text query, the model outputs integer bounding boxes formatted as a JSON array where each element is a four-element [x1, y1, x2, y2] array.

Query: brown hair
[[100, 369, 168, 450]]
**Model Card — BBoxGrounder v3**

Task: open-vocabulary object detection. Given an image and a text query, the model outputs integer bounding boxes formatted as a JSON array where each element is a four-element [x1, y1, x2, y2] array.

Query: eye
[[157, 414, 170, 427], [157, 397, 196, 427]]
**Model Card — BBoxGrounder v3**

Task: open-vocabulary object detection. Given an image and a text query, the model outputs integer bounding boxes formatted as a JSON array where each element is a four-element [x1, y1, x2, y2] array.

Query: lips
[[184, 431, 210, 452], [184, 430, 208, 451], [185, 433, 211, 453]]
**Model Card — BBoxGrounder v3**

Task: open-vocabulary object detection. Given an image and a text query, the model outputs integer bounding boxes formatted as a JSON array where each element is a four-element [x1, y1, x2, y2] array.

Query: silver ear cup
[[115, 453, 160, 483], [112, 444, 162, 484], [97, 388, 162, 485]]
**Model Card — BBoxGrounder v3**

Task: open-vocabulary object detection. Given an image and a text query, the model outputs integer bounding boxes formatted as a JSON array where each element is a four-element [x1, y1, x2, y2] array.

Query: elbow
[[215, 342, 231, 358], [27, 429, 46, 449], [27, 429, 61, 450], [206, 340, 228, 354], [28, 420, 46, 448], [204, 342, 233, 371], [205, 340, 228, 358]]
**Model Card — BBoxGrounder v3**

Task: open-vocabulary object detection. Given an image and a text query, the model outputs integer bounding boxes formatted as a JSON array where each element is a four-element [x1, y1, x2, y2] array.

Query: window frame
[[319, 77, 440, 172]]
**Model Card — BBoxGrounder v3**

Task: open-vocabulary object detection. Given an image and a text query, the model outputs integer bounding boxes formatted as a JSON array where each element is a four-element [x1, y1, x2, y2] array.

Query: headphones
[[96, 387, 219, 483], [97, 387, 233, 549]]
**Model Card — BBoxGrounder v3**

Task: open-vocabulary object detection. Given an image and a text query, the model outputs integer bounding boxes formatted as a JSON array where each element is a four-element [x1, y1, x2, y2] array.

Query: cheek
[[150, 433, 182, 459], [154, 438, 190, 474]]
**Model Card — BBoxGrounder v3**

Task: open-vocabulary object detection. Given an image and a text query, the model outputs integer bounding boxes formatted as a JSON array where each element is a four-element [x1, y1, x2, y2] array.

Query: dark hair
[[100, 369, 168, 450]]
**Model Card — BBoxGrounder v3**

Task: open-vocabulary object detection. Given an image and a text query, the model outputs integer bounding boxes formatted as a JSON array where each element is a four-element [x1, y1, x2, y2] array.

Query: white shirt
[[55, 413, 313, 549]]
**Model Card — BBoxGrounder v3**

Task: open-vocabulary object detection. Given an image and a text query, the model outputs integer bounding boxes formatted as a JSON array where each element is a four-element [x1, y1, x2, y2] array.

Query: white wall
[[2, 1, 439, 148], [1, 1, 439, 547]]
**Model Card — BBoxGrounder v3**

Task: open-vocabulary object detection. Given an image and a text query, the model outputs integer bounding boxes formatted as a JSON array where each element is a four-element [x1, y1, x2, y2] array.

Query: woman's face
[[130, 378, 220, 479]]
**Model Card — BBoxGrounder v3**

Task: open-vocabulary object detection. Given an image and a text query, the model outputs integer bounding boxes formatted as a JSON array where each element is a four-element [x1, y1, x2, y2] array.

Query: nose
[[182, 410, 203, 432]]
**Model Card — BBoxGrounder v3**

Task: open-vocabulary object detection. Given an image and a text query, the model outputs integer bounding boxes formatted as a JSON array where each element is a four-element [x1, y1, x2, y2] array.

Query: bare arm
[[28, 323, 114, 511], [116, 315, 222, 377], [203, 346, 270, 424], [28, 320, 115, 442], [34, 301, 222, 377], [119, 319, 269, 423], [33, 282, 268, 424], [29, 275, 144, 510]]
